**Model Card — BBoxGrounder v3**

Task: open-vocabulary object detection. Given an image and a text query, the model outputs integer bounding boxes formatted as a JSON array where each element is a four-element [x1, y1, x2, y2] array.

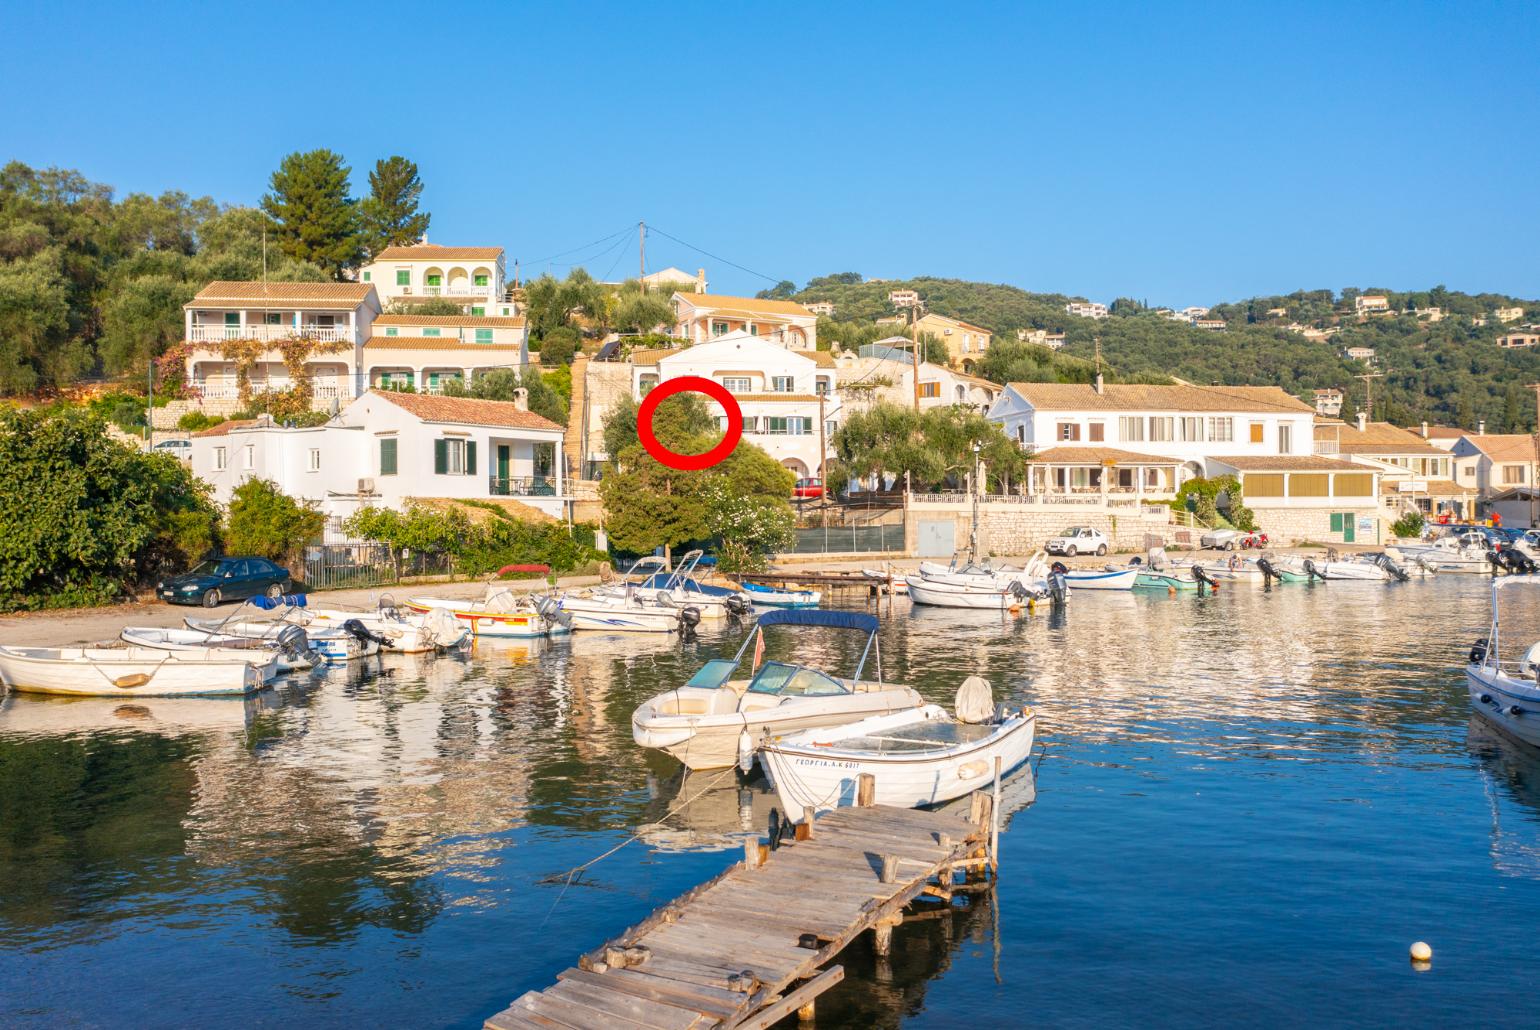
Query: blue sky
[[3, 0, 1535, 305]]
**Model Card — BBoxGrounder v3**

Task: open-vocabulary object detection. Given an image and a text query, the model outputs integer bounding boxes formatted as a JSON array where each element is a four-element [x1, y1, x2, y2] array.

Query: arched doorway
[[782, 458, 810, 478]]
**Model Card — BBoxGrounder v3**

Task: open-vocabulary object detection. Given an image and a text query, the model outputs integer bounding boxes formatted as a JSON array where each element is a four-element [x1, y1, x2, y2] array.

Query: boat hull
[[0, 646, 267, 697], [183, 619, 379, 662], [559, 597, 685, 633], [761, 709, 1036, 814], [1468, 665, 1540, 749], [119, 628, 290, 678], [741, 583, 821, 608], [1065, 568, 1137, 591], [403, 598, 553, 639], [905, 577, 1024, 609]]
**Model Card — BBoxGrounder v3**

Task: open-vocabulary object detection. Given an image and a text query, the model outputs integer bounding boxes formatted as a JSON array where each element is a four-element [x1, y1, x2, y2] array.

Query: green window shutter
[[423, 328, 440, 337], [380, 438, 398, 475], [475, 274, 489, 286], [427, 274, 442, 286], [363, 271, 371, 281], [466, 441, 478, 476], [224, 312, 239, 326], [434, 439, 448, 474], [396, 270, 409, 286], [1329, 512, 1343, 532], [385, 327, 398, 337], [476, 329, 493, 343], [471, 306, 485, 316]]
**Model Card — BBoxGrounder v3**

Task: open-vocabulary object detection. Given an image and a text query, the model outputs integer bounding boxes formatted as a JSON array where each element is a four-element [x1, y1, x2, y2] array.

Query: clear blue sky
[[3, 0, 1535, 306]]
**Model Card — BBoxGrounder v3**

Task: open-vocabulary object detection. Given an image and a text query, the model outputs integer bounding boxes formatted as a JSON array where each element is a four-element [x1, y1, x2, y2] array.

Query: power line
[[526, 225, 634, 267], [643, 225, 785, 285]]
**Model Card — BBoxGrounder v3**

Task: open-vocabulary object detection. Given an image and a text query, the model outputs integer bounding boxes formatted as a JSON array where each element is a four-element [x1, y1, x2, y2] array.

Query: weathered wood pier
[[486, 785, 995, 1029]]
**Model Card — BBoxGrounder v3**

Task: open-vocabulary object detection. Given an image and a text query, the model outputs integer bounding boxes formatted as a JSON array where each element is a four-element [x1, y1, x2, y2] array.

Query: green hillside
[[766, 275, 1540, 431]]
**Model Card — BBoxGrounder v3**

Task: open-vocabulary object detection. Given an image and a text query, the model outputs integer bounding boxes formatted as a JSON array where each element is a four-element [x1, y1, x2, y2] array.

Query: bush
[[225, 479, 324, 568], [1392, 510, 1426, 539], [536, 326, 579, 366], [177, 411, 224, 432], [343, 502, 604, 576]]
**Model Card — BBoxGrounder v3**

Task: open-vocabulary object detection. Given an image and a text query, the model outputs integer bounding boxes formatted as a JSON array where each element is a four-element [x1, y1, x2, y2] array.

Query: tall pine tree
[[261, 149, 361, 279], [359, 156, 430, 259]]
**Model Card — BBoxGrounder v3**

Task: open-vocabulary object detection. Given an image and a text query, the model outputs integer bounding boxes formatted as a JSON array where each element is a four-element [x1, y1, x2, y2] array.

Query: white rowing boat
[[0, 646, 270, 697], [760, 677, 1035, 816], [183, 617, 381, 662], [119, 626, 298, 676], [1467, 575, 1540, 748]]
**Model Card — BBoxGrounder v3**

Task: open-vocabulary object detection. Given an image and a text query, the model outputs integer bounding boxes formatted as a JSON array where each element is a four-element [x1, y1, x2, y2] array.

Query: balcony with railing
[[420, 284, 496, 299], [488, 475, 559, 497], [187, 324, 357, 345]]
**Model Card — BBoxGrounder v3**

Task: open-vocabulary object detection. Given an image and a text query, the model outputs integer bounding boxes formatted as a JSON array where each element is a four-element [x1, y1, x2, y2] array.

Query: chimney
[[1420, 420, 1429, 438], [697, 268, 707, 293], [1479, 419, 1487, 435], [1356, 411, 1367, 432], [512, 387, 529, 411], [1094, 373, 1104, 395]]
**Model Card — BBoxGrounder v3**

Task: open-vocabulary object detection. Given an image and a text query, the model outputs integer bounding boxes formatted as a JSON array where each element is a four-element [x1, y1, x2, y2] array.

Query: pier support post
[[857, 773, 876, 807], [804, 806, 816, 836], [990, 756, 1003, 871], [797, 999, 816, 1023], [744, 837, 760, 870], [873, 915, 901, 957], [880, 855, 900, 884]]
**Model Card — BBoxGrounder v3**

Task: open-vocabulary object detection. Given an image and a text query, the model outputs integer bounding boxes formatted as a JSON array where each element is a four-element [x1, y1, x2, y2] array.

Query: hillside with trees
[[768, 274, 1540, 431]]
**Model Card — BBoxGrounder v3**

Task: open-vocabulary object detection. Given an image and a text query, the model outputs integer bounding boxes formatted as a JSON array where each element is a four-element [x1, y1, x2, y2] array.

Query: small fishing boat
[[594, 552, 752, 620], [631, 609, 925, 770], [1467, 575, 1540, 748], [1255, 556, 1311, 583], [261, 597, 471, 651], [184, 616, 383, 662], [905, 574, 1044, 609], [906, 552, 1064, 608], [406, 587, 569, 638], [760, 677, 1035, 816], [861, 568, 908, 594], [0, 646, 270, 697], [120, 626, 308, 676], [1302, 554, 1406, 582], [1063, 567, 1138, 591], [556, 589, 701, 634], [740, 580, 821, 608]]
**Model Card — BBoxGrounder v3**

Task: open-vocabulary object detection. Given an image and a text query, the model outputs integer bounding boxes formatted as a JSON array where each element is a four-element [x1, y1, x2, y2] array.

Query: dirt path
[[0, 575, 601, 648]]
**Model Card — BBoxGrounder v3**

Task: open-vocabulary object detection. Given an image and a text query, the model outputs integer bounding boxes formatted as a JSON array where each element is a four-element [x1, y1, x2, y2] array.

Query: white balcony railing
[[187, 324, 356, 345], [421, 285, 495, 298]]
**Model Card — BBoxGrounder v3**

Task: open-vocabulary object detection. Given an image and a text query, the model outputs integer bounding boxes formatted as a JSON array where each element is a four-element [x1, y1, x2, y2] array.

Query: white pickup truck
[[1044, 526, 1109, 557]]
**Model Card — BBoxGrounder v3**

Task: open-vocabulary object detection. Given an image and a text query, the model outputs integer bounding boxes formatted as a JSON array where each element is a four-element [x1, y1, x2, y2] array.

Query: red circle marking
[[637, 375, 743, 471]]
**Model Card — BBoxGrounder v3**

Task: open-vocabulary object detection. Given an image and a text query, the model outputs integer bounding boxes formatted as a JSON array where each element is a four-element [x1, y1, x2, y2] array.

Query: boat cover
[[757, 609, 877, 633]]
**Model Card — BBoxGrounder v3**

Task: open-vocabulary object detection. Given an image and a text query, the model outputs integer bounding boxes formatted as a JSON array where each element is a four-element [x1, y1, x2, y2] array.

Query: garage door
[[917, 519, 955, 557]]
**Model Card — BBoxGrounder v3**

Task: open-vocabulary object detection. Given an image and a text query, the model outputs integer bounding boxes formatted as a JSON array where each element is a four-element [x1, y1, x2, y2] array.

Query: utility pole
[[1354, 371, 1385, 420], [1528, 382, 1540, 527], [818, 392, 828, 496], [910, 305, 921, 413], [639, 221, 646, 289], [145, 359, 153, 445]]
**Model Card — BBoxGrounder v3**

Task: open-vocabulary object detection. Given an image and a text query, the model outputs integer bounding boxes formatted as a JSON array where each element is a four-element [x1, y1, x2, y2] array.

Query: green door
[[1342, 513, 1355, 543], [497, 445, 510, 494]]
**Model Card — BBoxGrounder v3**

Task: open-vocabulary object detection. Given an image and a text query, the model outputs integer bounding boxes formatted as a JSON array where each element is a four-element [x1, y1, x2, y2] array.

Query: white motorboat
[[906, 552, 1065, 608], [184, 617, 382, 662], [739, 581, 821, 608], [557, 589, 701, 633], [1301, 554, 1401, 582], [1388, 529, 1491, 562], [1064, 567, 1139, 591], [631, 609, 925, 770], [1467, 576, 1540, 748], [407, 586, 570, 638], [595, 551, 752, 620], [0, 646, 270, 697], [267, 598, 471, 651], [760, 677, 1035, 816], [119, 626, 300, 677], [905, 574, 1039, 609]]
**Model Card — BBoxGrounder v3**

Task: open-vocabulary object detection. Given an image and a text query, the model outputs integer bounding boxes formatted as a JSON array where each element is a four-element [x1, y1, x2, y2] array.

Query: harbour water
[[4, 576, 1540, 1027]]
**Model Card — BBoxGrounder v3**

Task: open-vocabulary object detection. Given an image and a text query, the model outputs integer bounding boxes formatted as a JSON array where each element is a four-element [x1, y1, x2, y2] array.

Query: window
[[765, 417, 810, 435], [243, 445, 254, 470], [1289, 474, 1328, 497], [475, 329, 493, 344], [422, 328, 440, 337], [1119, 416, 1144, 441], [1016, 425, 1026, 443], [1088, 422, 1105, 442], [742, 416, 758, 433], [748, 324, 758, 336], [385, 327, 398, 337], [1057, 422, 1080, 441], [426, 273, 442, 287], [815, 378, 830, 396], [379, 371, 414, 389], [264, 313, 282, 326], [471, 306, 485, 317], [1278, 424, 1293, 453], [920, 382, 941, 398], [1148, 417, 1174, 442], [721, 376, 752, 393], [825, 420, 838, 437], [1335, 473, 1373, 497], [1207, 416, 1233, 442], [771, 376, 794, 393], [1504, 465, 1527, 484], [308, 448, 321, 472], [639, 374, 658, 394], [434, 438, 476, 475], [712, 320, 729, 337], [396, 270, 410, 286], [214, 446, 227, 471], [474, 273, 489, 286], [1179, 417, 1203, 442], [379, 437, 398, 476], [363, 271, 371, 282], [1249, 421, 1265, 443]]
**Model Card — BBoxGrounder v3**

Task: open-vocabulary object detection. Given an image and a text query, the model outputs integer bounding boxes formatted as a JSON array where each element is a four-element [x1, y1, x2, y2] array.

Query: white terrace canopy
[[1024, 446, 1180, 499]]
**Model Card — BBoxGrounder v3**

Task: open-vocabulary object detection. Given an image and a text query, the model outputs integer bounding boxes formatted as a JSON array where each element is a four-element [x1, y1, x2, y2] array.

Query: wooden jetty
[[486, 782, 996, 1029]]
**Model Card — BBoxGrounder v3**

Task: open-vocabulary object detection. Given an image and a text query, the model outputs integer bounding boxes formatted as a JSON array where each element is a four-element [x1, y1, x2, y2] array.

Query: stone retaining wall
[[907, 501, 1174, 556], [1249, 505, 1383, 546]]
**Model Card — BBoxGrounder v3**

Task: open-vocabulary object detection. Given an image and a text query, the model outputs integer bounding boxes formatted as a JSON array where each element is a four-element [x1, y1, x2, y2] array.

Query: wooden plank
[[727, 966, 846, 1030], [520, 991, 655, 1030], [641, 936, 800, 981], [583, 861, 745, 964], [690, 893, 855, 938], [669, 909, 836, 953], [502, 994, 586, 1030], [645, 925, 809, 975], [545, 981, 704, 1030], [557, 968, 743, 1023], [485, 1006, 553, 1030]]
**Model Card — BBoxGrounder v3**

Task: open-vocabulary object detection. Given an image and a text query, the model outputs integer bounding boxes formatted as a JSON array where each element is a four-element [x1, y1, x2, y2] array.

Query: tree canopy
[[359, 156, 430, 259], [261, 149, 362, 278], [831, 402, 1027, 493]]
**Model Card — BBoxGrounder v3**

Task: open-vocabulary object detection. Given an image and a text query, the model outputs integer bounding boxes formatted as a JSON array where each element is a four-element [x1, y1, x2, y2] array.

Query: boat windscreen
[[684, 659, 737, 690], [746, 662, 850, 697]]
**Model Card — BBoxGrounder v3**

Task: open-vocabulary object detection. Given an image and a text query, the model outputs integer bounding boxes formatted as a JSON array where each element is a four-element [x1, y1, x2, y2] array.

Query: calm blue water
[[3, 577, 1539, 1028]]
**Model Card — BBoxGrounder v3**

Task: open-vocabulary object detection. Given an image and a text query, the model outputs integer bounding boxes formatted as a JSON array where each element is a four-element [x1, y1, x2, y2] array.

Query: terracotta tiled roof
[[1211, 455, 1371, 472], [191, 418, 261, 437], [1464, 434, 1537, 462], [1005, 382, 1312, 414], [673, 292, 815, 318], [1419, 426, 1468, 439], [1028, 446, 1180, 465], [1313, 420, 1445, 456], [375, 314, 526, 328], [365, 336, 524, 351], [628, 348, 679, 365], [407, 496, 556, 524], [921, 313, 993, 335], [794, 349, 835, 368], [369, 390, 562, 431], [1386, 479, 1473, 496], [372, 245, 502, 261], [187, 281, 375, 307]]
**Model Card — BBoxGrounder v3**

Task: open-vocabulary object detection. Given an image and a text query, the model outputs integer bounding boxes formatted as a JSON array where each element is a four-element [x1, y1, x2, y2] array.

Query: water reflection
[[2, 576, 1540, 1027]]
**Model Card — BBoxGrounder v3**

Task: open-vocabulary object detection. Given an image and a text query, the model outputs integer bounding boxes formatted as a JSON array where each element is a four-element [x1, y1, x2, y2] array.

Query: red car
[[792, 477, 824, 501]]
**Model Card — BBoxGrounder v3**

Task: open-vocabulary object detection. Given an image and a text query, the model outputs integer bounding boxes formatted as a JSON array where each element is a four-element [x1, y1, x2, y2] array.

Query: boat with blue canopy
[[630, 609, 924, 770]]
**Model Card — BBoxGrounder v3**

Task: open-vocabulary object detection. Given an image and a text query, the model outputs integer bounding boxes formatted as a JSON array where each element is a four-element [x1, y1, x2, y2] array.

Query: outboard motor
[[341, 618, 392, 648], [1192, 564, 1218, 591], [1469, 638, 1489, 665], [535, 595, 574, 631], [1374, 554, 1410, 582], [376, 592, 401, 621], [1487, 550, 1508, 574], [1303, 557, 1326, 582], [1256, 556, 1279, 582], [1047, 563, 1069, 605], [676, 605, 702, 640], [1502, 549, 1537, 574], [725, 594, 753, 619], [274, 624, 325, 669]]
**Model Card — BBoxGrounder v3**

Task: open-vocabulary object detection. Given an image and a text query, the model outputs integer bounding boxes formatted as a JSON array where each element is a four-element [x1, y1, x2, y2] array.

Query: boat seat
[[1520, 642, 1540, 679]]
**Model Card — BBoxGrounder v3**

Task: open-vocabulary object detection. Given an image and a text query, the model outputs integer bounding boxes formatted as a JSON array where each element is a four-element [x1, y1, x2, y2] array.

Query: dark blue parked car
[[158, 557, 292, 607]]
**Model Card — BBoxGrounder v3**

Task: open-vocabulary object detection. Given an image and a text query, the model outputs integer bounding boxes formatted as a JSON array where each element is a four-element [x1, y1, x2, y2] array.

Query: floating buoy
[[1410, 941, 1433, 962], [1167, 585, 1176, 597]]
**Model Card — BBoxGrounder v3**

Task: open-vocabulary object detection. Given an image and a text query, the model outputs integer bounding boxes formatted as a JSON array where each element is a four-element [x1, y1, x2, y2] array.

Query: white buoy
[[1410, 941, 1433, 962]]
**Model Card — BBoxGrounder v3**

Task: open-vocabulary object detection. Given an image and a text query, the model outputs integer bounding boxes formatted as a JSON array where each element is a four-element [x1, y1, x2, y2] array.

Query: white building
[[1354, 295, 1391, 314], [803, 300, 836, 316], [987, 380, 1317, 481], [188, 391, 567, 520], [889, 289, 921, 309], [1065, 301, 1109, 319], [630, 330, 838, 480], [1496, 306, 1525, 323], [639, 266, 707, 293], [671, 293, 819, 349], [1313, 388, 1344, 417], [358, 244, 513, 313], [1344, 346, 1377, 363], [1180, 306, 1211, 320], [362, 314, 530, 393], [835, 346, 1002, 413]]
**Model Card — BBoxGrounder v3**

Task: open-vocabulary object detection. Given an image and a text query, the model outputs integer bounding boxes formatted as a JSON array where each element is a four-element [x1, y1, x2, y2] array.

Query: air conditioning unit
[[403, 287, 413, 295], [357, 477, 376, 494]]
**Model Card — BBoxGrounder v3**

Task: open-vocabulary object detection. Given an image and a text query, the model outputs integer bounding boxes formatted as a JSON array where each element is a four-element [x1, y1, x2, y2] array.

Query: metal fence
[[300, 519, 454, 591], [785, 503, 906, 554]]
